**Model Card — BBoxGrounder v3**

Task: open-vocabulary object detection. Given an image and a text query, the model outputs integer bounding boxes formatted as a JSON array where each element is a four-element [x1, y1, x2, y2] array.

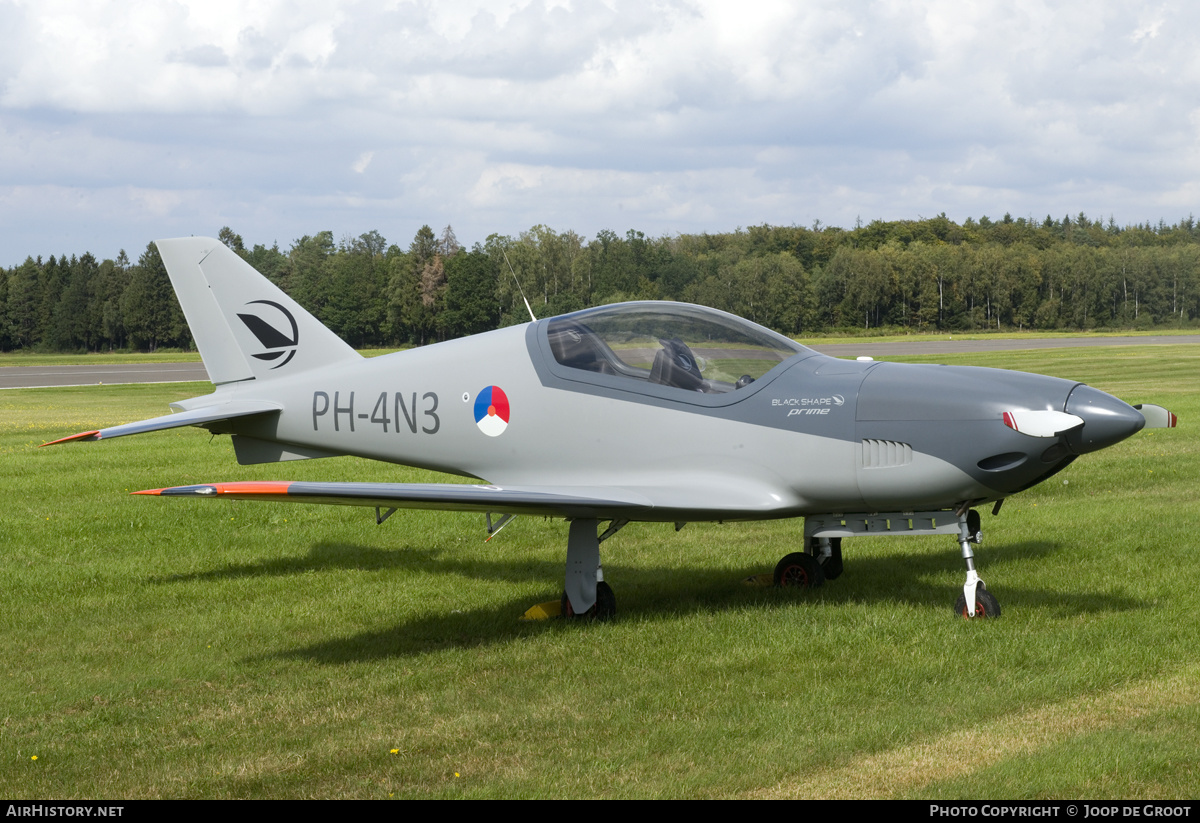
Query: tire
[[954, 587, 1001, 618], [773, 552, 826, 589]]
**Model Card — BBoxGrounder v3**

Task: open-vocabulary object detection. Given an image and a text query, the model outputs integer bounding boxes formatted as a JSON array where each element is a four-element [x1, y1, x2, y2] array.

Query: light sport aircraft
[[46, 237, 1177, 619]]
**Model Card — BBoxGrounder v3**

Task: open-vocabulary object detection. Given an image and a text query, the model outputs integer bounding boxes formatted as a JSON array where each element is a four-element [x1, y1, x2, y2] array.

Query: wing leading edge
[[134, 481, 655, 519]]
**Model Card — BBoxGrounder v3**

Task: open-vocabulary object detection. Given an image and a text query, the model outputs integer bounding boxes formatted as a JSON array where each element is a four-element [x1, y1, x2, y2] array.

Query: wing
[[41, 401, 282, 445], [134, 481, 655, 519]]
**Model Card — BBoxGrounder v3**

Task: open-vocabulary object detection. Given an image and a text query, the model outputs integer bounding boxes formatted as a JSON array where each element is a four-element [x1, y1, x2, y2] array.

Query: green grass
[[2, 329, 1196, 369], [2, 346, 1198, 798]]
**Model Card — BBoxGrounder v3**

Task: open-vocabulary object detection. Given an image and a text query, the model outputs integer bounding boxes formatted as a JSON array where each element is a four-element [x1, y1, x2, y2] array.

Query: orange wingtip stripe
[[211, 482, 294, 494], [40, 430, 101, 447]]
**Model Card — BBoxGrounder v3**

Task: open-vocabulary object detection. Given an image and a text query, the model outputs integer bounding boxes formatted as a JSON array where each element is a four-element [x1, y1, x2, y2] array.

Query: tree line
[[3, 212, 1199, 353]]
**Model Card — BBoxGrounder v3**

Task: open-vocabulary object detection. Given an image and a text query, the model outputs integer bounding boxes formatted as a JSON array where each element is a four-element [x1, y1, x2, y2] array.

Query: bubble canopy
[[543, 302, 809, 395]]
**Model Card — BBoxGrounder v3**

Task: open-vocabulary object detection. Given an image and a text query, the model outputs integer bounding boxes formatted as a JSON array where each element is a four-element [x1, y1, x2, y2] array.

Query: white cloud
[[352, 150, 374, 174]]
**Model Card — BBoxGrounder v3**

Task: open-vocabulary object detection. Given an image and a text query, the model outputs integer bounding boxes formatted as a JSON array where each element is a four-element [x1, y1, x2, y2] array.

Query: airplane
[[44, 236, 1178, 620]]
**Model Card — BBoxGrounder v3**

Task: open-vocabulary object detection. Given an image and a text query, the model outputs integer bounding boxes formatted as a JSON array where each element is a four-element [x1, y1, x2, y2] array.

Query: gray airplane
[[46, 237, 1177, 619]]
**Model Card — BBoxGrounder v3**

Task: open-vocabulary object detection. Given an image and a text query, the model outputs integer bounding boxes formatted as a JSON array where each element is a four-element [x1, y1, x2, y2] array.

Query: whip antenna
[[502, 249, 537, 322]]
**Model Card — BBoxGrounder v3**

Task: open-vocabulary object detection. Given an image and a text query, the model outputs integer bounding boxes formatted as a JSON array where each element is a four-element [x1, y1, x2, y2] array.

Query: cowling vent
[[862, 439, 913, 469]]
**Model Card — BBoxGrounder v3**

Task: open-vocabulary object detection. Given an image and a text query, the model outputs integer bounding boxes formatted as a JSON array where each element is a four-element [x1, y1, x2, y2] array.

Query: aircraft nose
[[1063, 385, 1145, 455]]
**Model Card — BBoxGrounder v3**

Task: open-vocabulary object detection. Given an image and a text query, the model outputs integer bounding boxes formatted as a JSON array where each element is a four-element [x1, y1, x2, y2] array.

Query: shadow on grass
[[200, 535, 1148, 664], [148, 540, 465, 584]]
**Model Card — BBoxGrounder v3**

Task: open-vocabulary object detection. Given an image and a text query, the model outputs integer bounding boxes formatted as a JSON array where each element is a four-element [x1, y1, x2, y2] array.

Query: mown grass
[[1, 329, 1196, 369], [1, 345, 1198, 798]]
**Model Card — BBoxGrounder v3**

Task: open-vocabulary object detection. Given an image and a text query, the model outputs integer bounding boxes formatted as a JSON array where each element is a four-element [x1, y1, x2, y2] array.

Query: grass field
[[2, 344, 1198, 798], [0, 327, 1197, 369]]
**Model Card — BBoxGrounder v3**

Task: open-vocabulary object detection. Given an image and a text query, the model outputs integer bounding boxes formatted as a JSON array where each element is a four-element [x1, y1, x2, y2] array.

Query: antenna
[[501, 249, 537, 322]]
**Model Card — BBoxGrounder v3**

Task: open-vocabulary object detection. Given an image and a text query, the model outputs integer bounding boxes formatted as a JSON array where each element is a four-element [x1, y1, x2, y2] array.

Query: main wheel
[[954, 587, 1001, 618], [773, 552, 825, 589], [561, 581, 616, 621]]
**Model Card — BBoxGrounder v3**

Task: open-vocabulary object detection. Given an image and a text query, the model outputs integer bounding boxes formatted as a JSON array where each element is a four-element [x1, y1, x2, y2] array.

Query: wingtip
[[133, 484, 220, 497], [40, 430, 101, 447]]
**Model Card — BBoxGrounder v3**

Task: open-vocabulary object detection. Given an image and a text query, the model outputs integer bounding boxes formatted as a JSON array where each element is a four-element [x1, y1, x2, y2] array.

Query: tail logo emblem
[[237, 300, 299, 369]]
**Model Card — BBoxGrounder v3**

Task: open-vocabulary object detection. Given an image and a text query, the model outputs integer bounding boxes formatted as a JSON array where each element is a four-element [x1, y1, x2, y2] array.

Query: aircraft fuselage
[[195, 319, 1144, 523]]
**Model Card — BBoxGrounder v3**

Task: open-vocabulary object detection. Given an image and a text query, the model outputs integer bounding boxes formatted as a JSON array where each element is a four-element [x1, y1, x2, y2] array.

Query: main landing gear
[[779, 510, 1000, 618], [558, 518, 626, 621], [773, 537, 842, 589]]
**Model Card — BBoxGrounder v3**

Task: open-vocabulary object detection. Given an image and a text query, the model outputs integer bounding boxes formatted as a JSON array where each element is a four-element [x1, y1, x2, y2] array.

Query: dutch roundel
[[473, 386, 510, 437]]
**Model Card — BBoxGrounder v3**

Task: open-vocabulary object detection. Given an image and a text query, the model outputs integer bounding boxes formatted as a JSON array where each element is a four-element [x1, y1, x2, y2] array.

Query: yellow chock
[[520, 599, 563, 621]]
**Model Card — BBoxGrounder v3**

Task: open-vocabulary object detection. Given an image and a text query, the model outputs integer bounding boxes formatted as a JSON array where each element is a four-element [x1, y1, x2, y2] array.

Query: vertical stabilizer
[[156, 237, 361, 384]]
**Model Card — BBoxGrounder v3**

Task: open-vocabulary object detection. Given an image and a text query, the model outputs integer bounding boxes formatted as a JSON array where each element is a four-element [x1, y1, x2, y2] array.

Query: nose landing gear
[[954, 509, 999, 618]]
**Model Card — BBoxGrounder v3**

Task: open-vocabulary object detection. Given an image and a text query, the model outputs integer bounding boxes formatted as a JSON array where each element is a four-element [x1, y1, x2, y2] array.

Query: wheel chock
[[520, 599, 563, 621]]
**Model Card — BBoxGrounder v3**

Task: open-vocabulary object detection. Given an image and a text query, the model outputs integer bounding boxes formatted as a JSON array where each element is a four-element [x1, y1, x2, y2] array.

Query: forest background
[[5, 212, 1200, 354]]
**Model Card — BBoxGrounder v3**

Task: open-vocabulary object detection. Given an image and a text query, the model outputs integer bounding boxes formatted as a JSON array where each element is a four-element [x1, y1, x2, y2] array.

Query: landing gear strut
[[811, 536, 843, 580], [560, 518, 624, 621], [562, 580, 616, 620]]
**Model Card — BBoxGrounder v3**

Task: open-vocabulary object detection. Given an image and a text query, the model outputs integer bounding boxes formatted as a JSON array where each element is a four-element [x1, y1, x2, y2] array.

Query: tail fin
[[156, 237, 360, 384]]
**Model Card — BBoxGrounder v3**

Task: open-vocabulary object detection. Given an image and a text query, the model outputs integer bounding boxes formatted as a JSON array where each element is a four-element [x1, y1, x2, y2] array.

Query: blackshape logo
[[237, 300, 299, 369]]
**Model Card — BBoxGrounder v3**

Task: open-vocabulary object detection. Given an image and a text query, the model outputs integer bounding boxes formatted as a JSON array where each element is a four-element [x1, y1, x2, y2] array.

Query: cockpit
[[543, 302, 808, 395]]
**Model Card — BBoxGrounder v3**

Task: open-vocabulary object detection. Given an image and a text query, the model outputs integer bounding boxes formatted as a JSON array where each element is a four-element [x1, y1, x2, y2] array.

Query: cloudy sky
[[2, 0, 1197, 266]]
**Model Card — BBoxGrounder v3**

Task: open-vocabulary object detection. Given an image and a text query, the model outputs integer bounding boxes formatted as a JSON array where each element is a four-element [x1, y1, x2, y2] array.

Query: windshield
[[545, 303, 805, 394]]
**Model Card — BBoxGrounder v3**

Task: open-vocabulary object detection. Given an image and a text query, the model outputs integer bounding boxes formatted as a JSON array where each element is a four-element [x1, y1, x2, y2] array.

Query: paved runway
[[0, 362, 210, 389], [2, 334, 1197, 389]]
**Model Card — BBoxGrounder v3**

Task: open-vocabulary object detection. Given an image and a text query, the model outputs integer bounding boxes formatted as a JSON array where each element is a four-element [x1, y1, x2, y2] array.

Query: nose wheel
[[954, 585, 1000, 618]]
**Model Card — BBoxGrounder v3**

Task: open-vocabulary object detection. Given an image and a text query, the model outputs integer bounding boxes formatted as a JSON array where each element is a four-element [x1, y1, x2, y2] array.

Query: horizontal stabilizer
[[41, 401, 282, 445], [134, 480, 653, 519], [1135, 404, 1178, 429]]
